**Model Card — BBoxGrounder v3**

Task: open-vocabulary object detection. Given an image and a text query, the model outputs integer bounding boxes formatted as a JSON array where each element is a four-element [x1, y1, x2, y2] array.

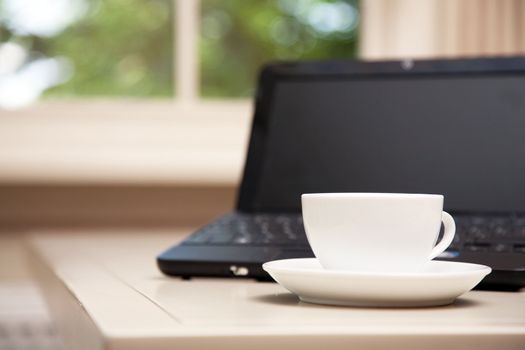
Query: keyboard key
[[489, 217, 510, 227], [513, 227, 525, 238], [463, 243, 490, 252], [233, 235, 252, 245], [491, 243, 512, 253], [471, 216, 487, 225], [514, 244, 525, 254], [209, 231, 235, 244], [493, 226, 510, 237], [467, 226, 489, 240], [514, 217, 525, 226], [185, 232, 212, 244]]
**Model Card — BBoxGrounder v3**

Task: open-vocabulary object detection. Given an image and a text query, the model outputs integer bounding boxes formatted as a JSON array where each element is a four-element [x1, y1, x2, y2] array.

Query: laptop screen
[[246, 72, 525, 213]]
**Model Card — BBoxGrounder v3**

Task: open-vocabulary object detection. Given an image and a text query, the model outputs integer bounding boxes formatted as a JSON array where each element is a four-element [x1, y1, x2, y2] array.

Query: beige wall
[[0, 185, 236, 229], [360, 0, 525, 59]]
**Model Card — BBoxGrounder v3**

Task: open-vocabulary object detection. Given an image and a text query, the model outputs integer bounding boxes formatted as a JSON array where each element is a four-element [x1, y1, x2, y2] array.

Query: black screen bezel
[[236, 56, 525, 213]]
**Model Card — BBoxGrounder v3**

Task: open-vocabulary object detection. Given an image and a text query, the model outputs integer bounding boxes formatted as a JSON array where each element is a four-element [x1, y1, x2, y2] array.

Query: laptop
[[158, 56, 525, 290]]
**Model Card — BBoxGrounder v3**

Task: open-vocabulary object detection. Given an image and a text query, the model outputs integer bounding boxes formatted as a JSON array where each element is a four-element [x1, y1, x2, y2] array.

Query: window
[[0, 0, 360, 184], [0, 0, 360, 108], [0, 0, 174, 109]]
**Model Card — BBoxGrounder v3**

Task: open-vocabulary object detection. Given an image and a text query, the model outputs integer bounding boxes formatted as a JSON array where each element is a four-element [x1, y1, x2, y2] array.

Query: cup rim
[[301, 192, 443, 199]]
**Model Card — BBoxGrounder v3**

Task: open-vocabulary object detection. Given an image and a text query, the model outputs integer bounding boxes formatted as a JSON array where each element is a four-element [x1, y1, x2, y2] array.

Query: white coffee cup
[[301, 193, 456, 273]]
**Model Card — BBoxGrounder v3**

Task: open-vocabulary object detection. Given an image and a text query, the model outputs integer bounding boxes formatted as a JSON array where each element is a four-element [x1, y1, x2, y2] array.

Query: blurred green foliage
[[0, 0, 174, 98], [47, 0, 173, 97], [1, 0, 359, 100], [200, 0, 359, 98]]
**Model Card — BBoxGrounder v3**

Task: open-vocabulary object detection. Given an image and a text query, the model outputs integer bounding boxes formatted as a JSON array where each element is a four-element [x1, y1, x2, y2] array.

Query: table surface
[[28, 229, 525, 350]]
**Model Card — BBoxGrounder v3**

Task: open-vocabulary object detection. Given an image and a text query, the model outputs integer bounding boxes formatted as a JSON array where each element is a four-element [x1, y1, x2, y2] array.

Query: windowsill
[[0, 99, 253, 186]]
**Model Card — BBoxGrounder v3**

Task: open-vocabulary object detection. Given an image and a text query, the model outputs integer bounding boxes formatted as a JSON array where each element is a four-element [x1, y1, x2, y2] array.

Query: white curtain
[[360, 0, 525, 59]]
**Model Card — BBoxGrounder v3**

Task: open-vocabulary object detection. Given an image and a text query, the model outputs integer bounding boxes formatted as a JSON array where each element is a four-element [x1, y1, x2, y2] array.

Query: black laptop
[[158, 56, 525, 290]]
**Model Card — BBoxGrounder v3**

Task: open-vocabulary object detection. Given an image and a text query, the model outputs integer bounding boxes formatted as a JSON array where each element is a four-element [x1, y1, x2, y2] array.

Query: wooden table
[[28, 229, 525, 350]]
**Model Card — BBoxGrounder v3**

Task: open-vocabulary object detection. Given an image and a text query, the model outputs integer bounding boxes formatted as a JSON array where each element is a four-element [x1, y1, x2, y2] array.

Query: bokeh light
[[1, 0, 88, 37]]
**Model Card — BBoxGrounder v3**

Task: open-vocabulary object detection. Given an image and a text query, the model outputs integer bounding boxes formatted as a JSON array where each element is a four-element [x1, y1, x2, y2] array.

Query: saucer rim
[[262, 258, 492, 278]]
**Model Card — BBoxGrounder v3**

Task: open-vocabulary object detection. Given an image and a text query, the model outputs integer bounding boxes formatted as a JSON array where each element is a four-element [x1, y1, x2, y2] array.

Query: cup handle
[[429, 211, 456, 260]]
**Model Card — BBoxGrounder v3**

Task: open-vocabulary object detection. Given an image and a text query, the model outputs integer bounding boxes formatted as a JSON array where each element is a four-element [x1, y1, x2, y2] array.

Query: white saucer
[[262, 258, 491, 307]]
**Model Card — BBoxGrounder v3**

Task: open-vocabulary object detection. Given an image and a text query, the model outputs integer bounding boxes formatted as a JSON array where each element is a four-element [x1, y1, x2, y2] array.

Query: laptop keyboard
[[183, 213, 308, 247], [451, 215, 525, 254], [183, 213, 525, 254]]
